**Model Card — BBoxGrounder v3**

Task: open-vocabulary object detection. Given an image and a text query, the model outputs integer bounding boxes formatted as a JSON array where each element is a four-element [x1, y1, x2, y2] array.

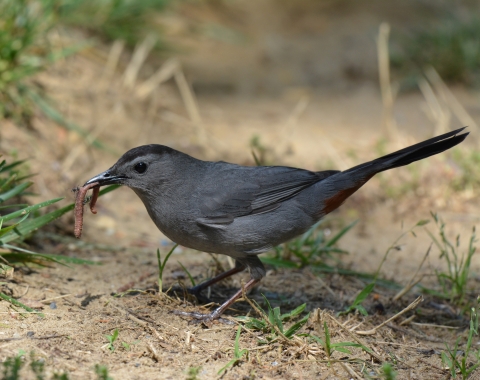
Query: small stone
[[12, 332, 21, 339], [135, 363, 140, 367], [50, 302, 57, 309], [20, 323, 27, 329], [27, 331, 35, 338]]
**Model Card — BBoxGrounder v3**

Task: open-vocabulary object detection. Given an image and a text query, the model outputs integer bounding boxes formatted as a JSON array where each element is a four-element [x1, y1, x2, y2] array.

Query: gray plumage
[[84, 127, 468, 320]]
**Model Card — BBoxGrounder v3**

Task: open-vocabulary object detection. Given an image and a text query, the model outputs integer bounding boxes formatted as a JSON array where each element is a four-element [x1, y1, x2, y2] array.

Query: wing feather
[[196, 166, 339, 228]]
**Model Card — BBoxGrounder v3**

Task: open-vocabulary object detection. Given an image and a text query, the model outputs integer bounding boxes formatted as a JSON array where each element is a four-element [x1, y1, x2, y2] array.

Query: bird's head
[[84, 145, 183, 192]]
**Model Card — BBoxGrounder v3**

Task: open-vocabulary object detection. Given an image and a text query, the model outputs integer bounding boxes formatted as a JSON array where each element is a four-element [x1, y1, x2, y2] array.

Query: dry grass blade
[[101, 39, 125, 85], [376, 22, 398, 138], [62, 121, 111, 173], [393, 244, 431, 301], [281, 94, 310, 154], [123, 34, 156, 89], [425, 66, 479, 136], [418, 78, 451, 136], [340, 362, 363, 380], [40, 294, 72, 304], [174, 67, 208, 147], [411, 322, 459, 330], [324, 312, 383, 362], [147, 342, 161, 362], [136, 58, 179, 99], [356, 296, 423, 335], [399, 315, 416, 326]]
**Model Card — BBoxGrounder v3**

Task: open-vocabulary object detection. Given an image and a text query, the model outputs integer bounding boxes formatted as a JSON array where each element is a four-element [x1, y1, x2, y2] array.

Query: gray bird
[[84, 127, 468, 321]]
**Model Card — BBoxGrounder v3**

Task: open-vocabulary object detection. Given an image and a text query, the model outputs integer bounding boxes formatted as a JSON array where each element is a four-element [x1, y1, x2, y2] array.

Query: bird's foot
[[172, 310, 234, 325]]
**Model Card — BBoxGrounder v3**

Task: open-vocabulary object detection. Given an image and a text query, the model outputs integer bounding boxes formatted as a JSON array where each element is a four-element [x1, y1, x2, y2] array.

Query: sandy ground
[[1, 1, 480, 379]]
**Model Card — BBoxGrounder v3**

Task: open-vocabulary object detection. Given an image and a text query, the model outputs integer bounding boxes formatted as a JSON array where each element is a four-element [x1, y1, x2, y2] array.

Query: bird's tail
[[319, 128, 468, 215], [345, 127, 468, 176]]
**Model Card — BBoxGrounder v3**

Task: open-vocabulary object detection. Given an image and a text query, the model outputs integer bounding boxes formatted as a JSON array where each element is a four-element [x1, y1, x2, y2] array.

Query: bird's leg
[[187, 262, 246, 301], [174, 278, 260, 323]]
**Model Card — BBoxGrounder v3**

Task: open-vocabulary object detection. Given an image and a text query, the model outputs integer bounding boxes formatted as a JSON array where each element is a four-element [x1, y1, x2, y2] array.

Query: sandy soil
[[1, 1, 480, 379]]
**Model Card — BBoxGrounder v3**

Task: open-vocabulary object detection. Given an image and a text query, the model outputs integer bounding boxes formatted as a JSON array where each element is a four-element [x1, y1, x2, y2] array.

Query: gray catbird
[[84, 127, 468, 321]]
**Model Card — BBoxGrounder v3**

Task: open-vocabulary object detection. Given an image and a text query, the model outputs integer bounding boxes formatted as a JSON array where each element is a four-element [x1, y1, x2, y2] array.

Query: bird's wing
[[196, 165, 339, 228]]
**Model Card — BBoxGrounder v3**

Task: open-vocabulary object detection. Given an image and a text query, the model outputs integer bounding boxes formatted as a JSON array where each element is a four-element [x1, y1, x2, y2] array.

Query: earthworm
[[89, 187, 100, 214], [73, 182, 99, 238]]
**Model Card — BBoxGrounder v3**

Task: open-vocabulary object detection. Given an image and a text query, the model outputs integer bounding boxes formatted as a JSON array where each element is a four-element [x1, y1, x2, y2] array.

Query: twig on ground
[[411, 322, 459, 330], [147, 342, 161, 362], [340, 362, 363, 380], [386, 323, 443, 343], [32, 334, 68, 340], [40, 294, 72, 304], [356, 296, 423, 335]]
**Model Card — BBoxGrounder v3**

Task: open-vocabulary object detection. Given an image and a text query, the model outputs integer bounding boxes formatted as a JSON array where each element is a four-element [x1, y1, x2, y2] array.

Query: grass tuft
[[425, 212, 477, 308], [238, 295, 310, 344], [218, 326, 248, 375], [156, 244, 178, 294], [391, 16, 480, 86], [58, 0, 171, 48]]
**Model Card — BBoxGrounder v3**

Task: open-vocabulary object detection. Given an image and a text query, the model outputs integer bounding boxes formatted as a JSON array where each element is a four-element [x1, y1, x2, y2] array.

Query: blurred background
[[1, 0, 480, 270], [2, 2, 480, 377]]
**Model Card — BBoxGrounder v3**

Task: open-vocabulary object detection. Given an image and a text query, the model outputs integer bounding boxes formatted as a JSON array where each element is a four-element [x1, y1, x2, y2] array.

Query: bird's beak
[[84, 170, 126, 187]]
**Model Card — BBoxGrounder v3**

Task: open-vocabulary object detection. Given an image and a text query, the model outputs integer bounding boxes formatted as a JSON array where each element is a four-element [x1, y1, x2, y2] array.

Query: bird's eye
[[134, 162, 147, 174]]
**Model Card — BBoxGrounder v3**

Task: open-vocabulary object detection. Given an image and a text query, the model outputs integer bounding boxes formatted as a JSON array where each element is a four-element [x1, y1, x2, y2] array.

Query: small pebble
[[12, 332, 21, 339], [50, 302, 57, 309], [135, 363, 140, 367], [27, 331, 35, 338], [20, 323, 27, 329]]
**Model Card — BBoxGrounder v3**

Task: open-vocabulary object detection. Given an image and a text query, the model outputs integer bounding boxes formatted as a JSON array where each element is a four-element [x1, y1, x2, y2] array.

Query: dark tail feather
[[345, 127, 469, 175]]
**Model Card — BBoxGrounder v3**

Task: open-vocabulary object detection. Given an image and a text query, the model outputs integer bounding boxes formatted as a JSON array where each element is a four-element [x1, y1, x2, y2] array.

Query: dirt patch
[[1, 3, 480, 379]]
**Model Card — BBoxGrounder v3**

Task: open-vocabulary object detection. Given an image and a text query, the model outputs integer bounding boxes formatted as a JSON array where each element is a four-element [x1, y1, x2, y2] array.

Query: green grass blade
[[217, 359, 239, 375], [353, 282, 376, 306], [0, 292, 44, 317], [324, 321, 331, 356], [308, 333, 325, 346], [177, 261, 196, 287], [284, 312, 310, 338], [1, 185, 119, 245], [0, 160, 26, 174], [1, 244, 99, 266], [325, 220, 358, 247], [234, 325, 242, 357], [280, 303, 306, 321], [47, 42, 91, 63], [0, 182, 32, 203], [0, 204, 29, 210], [0, 173, 17, 192], [0, 203, 74, 244], [273, 307, 283, 333], [332, 346, 352, 354], [1, 198, 63, 223], [0, 213, 30, 238], [98, 185, 121, 196]]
